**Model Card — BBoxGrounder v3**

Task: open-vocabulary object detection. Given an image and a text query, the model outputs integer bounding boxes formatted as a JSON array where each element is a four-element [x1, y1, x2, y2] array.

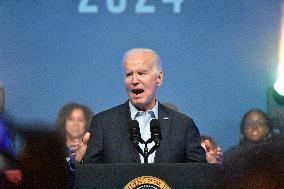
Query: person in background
[[225, 108, 279, 158], [0, 116, 21, 188], [20, 128, 69, 189], [55, 102, 93, 160], [0, 117, 15, 157], [222, 134, 284, 188], [223, 109, 284, 187]]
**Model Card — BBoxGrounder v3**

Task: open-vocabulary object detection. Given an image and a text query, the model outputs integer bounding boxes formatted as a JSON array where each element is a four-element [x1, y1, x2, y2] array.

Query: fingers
[[215, 147, 222, 156], [204, 139, 212, 152], [70, 140, 82, 150], [69, 146, 78, 154], [69, 141, 83, 163], [69, 140, 83, 157], [68, 132, 90, 164], [82, 132, 90, 145], [205, 146, 223, 164], [215, 147, 223, 163]]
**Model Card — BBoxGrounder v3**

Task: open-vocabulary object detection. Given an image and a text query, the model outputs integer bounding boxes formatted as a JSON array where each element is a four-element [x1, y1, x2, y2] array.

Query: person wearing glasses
[[224, 109, 276, 157], [239, 109, 273, 144], [223, 109, 284, 188]]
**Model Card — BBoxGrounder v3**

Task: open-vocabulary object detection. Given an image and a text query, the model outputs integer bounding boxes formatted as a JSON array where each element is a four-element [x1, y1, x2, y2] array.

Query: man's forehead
[[125, 52, 156, 66]]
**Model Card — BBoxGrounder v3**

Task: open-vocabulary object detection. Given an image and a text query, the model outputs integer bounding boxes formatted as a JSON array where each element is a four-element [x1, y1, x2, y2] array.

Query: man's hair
[[122, 48, 162, 71]]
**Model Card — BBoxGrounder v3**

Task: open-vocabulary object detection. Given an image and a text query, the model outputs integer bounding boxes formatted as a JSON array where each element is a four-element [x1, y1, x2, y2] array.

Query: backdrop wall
[[0, 0, 281, 150]]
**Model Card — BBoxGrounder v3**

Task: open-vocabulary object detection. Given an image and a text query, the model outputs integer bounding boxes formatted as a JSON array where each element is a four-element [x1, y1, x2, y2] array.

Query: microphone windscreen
[[128, 120, 141, 143], [150, 119, 162, 140], [128, 120, 139, 130], [150, 119, 160, 129]]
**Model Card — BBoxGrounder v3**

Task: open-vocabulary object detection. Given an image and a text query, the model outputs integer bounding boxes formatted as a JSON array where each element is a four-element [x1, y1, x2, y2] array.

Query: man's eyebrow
[[138, 70, 148, 72]]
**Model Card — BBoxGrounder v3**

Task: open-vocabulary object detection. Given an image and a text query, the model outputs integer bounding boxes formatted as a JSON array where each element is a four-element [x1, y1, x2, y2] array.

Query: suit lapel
[[154, 103, 172, 162]]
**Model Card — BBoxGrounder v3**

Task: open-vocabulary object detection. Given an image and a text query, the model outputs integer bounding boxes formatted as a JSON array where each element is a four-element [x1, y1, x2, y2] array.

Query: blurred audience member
[[0, 116, 21, 188], [200, 135, 223, 164], [0, 117, 15, 156], [223, 136, 284, 188], [223, 109, 284, 188], [225, 109, 279, 158], [55, 103, 93, 160], [20, 128, 68, 189]]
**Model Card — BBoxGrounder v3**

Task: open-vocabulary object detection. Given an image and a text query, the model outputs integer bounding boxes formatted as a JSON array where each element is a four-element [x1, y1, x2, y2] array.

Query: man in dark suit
[[70, 48, 207, 164]]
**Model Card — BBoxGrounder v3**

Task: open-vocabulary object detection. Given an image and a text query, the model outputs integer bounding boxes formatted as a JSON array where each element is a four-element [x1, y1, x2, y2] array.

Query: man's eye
[[126, 75, 132, 78]]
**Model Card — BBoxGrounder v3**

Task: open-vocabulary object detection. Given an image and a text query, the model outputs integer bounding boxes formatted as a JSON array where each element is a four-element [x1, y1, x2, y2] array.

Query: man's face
[[123, 52, 163, 110]]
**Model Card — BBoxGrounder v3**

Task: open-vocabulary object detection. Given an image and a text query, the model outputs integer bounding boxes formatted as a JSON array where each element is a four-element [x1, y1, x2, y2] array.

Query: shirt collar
[[129, 100, 158, 120]]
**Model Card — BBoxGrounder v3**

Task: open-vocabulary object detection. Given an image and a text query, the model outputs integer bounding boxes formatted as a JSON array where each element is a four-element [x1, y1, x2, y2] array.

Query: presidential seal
[[124, 176, 171, 189]]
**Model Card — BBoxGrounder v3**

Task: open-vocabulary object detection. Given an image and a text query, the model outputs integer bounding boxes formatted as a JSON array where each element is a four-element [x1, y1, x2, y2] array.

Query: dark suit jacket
[[85, 102, 206, 163]]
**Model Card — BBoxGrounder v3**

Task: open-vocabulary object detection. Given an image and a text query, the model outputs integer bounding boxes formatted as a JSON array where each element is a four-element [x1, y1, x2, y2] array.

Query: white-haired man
[[70, 48, 207, 164]]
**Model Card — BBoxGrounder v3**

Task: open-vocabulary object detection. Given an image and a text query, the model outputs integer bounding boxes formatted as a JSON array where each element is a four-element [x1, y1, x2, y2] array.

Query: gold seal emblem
[[124, 176, 171, 189]]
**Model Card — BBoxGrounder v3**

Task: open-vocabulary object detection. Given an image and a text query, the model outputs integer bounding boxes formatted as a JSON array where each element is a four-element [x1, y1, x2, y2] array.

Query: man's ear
[[157, 71, 163, 87]]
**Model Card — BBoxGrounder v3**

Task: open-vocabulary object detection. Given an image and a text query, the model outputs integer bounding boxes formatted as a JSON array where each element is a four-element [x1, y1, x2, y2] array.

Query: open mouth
[[131, 89, 144, 95]]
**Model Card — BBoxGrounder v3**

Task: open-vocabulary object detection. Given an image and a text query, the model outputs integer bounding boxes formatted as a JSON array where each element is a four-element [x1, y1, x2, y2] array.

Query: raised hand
[[204, 139, 223, 164], [69, 132, 90, 164]]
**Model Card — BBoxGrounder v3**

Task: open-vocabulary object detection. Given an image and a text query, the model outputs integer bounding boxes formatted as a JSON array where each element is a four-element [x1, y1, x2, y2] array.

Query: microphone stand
[[132, 138, 161, 163], [142, 138, 160, 163]]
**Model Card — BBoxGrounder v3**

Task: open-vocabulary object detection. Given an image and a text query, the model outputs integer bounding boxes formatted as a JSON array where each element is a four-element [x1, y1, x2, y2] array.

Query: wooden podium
[[75, 163, 222, 189]]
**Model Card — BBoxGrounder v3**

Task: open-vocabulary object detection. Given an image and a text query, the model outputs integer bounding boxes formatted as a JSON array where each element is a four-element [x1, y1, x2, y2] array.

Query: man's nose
[[131, 74, 139, 85]]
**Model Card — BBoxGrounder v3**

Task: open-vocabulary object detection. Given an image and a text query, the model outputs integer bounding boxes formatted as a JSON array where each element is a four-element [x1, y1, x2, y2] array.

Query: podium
[[75, 163, 222, 189]]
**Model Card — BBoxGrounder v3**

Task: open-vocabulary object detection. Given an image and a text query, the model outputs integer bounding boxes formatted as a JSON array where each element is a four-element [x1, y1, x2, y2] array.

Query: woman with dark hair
[[225, 108, 276, 157], [55, 102, 93, 159], [239, 109, 273, 144], [223, 109, 284, 188]]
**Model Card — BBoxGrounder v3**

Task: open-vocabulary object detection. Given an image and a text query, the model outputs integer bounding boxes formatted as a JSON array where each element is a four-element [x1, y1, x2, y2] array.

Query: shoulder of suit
[[93, 103, 128, 119], [160, 104, 193, 121]]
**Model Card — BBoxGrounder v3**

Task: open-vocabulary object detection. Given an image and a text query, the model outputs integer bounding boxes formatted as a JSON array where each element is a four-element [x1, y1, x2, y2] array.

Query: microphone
[[150, 119, 162, 144], [128, 120, 141, 145]]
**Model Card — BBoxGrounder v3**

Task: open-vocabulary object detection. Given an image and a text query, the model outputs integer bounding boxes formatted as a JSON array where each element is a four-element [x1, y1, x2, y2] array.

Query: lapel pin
[[163, 117, 169, 120]]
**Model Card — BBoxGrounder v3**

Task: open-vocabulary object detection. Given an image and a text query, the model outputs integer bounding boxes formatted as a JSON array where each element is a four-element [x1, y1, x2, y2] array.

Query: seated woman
[[55, 102, 93, 161]]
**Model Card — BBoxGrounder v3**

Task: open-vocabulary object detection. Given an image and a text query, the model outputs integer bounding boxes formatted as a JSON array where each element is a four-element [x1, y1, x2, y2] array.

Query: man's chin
[[129, 99, 146, 109], [131, 101, 144, 108]]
